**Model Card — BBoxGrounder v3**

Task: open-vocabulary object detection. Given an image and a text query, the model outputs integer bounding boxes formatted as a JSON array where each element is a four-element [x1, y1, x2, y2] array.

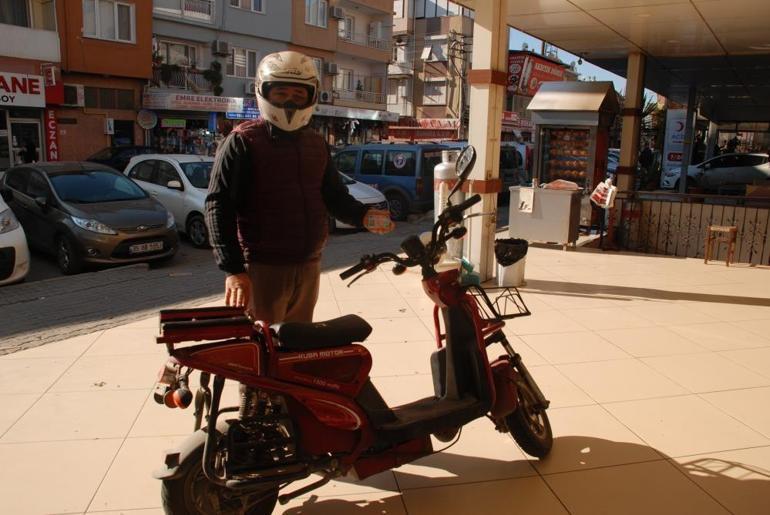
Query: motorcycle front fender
[[152, 418, 232, 481]]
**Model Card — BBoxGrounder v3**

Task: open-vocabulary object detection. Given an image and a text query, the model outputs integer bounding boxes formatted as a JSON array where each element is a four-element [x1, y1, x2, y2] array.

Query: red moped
[[151, 146, 552, 514]]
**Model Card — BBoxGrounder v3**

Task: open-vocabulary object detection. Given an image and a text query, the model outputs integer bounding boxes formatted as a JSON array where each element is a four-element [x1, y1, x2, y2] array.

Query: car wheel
[[386, 192, 409, 221], [186, 214, 210, 248], [56, 234, 84, 275]]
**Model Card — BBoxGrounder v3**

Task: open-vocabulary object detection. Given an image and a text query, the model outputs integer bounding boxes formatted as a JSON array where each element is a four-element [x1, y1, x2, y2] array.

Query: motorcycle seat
[[271, 314, 372, 351]]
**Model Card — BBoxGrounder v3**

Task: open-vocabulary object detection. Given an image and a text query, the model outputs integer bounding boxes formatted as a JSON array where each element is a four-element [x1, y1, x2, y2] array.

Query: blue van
[[331, 143, 447, 220]]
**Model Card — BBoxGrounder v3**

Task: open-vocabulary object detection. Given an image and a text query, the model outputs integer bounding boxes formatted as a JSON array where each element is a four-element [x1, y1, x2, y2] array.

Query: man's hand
[[364, 208, 395, 234], [225, 273, 251, 308]]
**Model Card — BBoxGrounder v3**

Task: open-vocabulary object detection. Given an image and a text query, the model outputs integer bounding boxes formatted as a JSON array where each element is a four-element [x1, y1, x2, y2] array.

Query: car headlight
[[71, 216, 118, 235], [166, 211, 175, 228], [0, 208, 20, 235]]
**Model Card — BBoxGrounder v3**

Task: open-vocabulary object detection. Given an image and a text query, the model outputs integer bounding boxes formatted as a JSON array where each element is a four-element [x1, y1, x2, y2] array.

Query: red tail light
[[416, 177, 423, 196]]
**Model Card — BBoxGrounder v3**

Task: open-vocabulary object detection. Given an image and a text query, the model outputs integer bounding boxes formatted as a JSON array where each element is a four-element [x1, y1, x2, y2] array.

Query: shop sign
[[104, 118, 115, 135], [143, 90, 244, 113], [161, 118, 186, 128], [0, 72, 45, 108], [41, 64, 64, 105], [44, 109, 60, 161], [663, 108, 688, 171], [507, 52, 565, 97], [314, 104, 399, 122], [137, 109, 158, 130]]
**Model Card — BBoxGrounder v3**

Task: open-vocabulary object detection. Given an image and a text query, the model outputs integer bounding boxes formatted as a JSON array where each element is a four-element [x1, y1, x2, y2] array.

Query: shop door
[[112, 120, 135, 147], [10, 120, 42, 166]]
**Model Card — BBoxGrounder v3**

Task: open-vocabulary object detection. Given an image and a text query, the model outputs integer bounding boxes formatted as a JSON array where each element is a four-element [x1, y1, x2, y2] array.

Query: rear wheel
[[506, 379, 552, 458], [186, 214, 210, 248], [161, 441, 278, 515], [56, 234, 84, 275], [386, 192, 408, 221]]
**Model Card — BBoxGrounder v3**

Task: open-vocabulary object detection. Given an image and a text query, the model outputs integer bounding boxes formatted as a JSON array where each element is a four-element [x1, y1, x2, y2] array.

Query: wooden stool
[[704, 225, 737, 266]]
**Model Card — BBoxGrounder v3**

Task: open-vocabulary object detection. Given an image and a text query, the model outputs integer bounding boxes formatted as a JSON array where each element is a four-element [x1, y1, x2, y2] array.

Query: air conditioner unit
[[244, 82, 257, 95], [318, 90, 333, 104], [330, 6, 345, 19], [324, 62, 339, 75], [212, 40, 230, 56]]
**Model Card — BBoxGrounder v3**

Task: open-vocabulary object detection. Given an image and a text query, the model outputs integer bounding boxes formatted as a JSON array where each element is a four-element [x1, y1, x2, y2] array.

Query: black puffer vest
[[232, 119, 329, 264]]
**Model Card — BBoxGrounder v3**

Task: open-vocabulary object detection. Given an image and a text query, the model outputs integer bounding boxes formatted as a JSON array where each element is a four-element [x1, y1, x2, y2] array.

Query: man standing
[[206, 51, 392, 323]]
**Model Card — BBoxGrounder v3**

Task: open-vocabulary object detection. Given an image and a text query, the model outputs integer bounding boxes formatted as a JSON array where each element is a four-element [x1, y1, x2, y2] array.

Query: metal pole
[[678, 85, 697, 193]]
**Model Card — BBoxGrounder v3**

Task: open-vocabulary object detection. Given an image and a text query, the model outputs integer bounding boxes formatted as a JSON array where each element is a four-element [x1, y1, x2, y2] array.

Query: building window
[[82, 86, 135, 109], [116, 89, 134, 109], [0, 0, 56, 30], [84, 86, 99, 108], [229, 0, 265, 13], [423, 78, 447, 105], [227, 47, 258, 78], [338, 15, 354, 40], [160, 41, 197, 67], [312, 57, 323, 81], [421, 39, 447, 61], [83, 0, 135, 43], [304, 0, 327, 28], [336, 69, 353, 91], [393, 0, 404, 18], [99, 88, 116, 109]]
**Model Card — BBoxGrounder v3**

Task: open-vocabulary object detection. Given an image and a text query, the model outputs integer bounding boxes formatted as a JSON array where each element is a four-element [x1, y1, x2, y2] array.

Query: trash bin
[[495, 238, 528, 287]]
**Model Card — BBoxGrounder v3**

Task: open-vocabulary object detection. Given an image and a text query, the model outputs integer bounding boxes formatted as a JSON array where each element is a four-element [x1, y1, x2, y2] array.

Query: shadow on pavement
[[284, 436, 769, 514]]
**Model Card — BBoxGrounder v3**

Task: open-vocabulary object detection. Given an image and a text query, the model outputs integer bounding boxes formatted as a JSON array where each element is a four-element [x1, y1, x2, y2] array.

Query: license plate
[[129, 241, 164, 254]]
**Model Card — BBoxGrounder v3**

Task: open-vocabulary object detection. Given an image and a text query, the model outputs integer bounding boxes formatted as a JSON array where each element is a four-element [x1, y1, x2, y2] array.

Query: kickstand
[[278, 473, 334, 505]]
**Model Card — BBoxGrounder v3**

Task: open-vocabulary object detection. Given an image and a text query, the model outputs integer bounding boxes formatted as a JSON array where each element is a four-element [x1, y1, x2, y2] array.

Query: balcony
[[0, 23, 59, 61], [150, 65, 211, 92], [388, 63, 413, 77], [335, 87, 386, 105], [334, 74, 387, 106], [154, 0, 215, 22], [338, 31, 389, 52]]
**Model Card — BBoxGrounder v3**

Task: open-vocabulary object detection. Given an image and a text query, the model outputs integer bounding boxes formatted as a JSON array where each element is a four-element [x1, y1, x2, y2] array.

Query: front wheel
[[57, 234, 84, 275], [161, 441, 278, 515], [186, 214, 210, 248], [506, 379, 553, 458]]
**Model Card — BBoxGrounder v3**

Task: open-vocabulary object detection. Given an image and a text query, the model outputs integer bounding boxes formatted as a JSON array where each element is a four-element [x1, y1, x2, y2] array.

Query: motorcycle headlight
[[166, 211, 175, 229], [0, 208, 20, 235], [72, 216, 118, 235]]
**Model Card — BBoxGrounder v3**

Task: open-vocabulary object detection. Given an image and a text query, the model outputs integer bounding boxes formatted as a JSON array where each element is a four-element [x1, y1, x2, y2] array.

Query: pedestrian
[[639, 142, 653, 171], [692, 133, 706, 164], [205, 51, 394, 324], [20, 139, 37, 163]]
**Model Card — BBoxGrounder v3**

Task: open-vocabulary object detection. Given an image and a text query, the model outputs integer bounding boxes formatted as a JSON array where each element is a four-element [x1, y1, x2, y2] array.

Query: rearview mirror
[[447, 145, 476, 201], [167, 180, 183, 190]]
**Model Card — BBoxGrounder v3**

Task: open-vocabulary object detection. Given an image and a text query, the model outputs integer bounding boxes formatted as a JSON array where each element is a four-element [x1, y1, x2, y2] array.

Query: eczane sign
[[0, 72, 45, 108]]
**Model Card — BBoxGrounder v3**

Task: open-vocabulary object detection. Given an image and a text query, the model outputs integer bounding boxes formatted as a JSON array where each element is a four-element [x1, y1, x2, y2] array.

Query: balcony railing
[[388, 63, 413, 77], [154, 0, 214, 21], [151, 65, 211, 92], [338, 31, 389, 51], [335, 87, 386, 105]]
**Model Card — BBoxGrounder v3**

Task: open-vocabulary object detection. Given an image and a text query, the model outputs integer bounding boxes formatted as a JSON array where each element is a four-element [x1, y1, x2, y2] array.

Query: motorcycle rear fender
[[152, 418, 231, 481]]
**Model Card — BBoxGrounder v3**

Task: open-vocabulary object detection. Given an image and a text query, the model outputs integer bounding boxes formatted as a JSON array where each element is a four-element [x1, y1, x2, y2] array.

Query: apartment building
[[387, 0, 473, 141], [0, 0, 61, 172], [292, 0, 397, 144], [52, 0, 153, 160], [148, 0, 291, 152]]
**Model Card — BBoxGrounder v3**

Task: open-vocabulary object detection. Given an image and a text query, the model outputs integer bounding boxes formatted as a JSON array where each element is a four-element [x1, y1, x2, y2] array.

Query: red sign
[[507, 51, 566, 97], [42, 64, 64, 105], [45, 109, 60, 161]]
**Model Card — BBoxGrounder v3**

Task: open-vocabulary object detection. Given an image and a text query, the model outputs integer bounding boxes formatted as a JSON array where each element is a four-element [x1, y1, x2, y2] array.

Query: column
[[464, 0, 508, 280], [616, 53, 646, 192]]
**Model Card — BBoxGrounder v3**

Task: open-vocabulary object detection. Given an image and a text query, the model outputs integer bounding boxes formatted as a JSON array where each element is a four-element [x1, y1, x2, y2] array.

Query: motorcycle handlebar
[[453, 193, 482, 213], [339, 260, 368, 280]]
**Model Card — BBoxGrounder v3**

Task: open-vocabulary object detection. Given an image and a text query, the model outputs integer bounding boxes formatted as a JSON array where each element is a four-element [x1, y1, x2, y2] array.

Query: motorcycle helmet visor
[[261, 81, 315, 109]]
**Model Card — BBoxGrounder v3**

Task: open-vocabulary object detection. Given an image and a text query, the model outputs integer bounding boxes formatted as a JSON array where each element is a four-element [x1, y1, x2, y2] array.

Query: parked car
[[1, 162, 178, 275], [0, 190, 30, 285], [660, 153, 770, 192], [86, 146, 158, 173], [125, 154, 214, 247], [332, 143, 447, 220], [333, 172, 388, 230]]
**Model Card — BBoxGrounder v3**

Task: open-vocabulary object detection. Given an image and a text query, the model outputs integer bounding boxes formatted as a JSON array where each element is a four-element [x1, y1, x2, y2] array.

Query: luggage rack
[[467, 285, 531, 321], [156, 306, 254, 346]]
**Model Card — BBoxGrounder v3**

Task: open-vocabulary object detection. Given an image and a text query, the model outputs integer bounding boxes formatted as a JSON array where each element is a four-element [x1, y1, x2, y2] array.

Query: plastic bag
[[495, 238, 528, 266], [590, 178, 617, 209]]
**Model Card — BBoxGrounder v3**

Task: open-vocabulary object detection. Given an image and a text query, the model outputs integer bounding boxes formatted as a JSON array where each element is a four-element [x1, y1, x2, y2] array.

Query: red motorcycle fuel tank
[[274, 344, 372, 397]]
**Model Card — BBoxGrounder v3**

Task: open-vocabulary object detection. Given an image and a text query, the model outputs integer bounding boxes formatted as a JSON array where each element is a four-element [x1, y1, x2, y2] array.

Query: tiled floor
[[1, 245, 769, 514]]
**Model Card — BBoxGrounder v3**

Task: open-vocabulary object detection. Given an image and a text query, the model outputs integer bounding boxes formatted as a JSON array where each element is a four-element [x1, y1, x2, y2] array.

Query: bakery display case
[[540, 128, 592, 188]]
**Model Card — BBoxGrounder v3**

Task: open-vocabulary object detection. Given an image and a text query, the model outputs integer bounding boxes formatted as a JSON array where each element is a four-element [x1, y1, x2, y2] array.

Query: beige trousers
[[245, 261, 321, 323]]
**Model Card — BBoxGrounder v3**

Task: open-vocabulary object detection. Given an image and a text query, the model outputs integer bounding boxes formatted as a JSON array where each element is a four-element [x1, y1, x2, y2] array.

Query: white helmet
[[255, 51, 319, 132]]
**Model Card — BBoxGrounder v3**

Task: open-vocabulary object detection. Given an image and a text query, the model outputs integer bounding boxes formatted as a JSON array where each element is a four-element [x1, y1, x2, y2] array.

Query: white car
[[0, 190, 30, 285], [660, 153, 770, 191], [334, 173, 388, 230], [125, 154, 214, 247]]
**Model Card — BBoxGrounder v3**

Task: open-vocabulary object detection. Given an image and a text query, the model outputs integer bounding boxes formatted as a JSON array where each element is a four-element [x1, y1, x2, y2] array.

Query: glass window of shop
[[150, 119, 218, 156]]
